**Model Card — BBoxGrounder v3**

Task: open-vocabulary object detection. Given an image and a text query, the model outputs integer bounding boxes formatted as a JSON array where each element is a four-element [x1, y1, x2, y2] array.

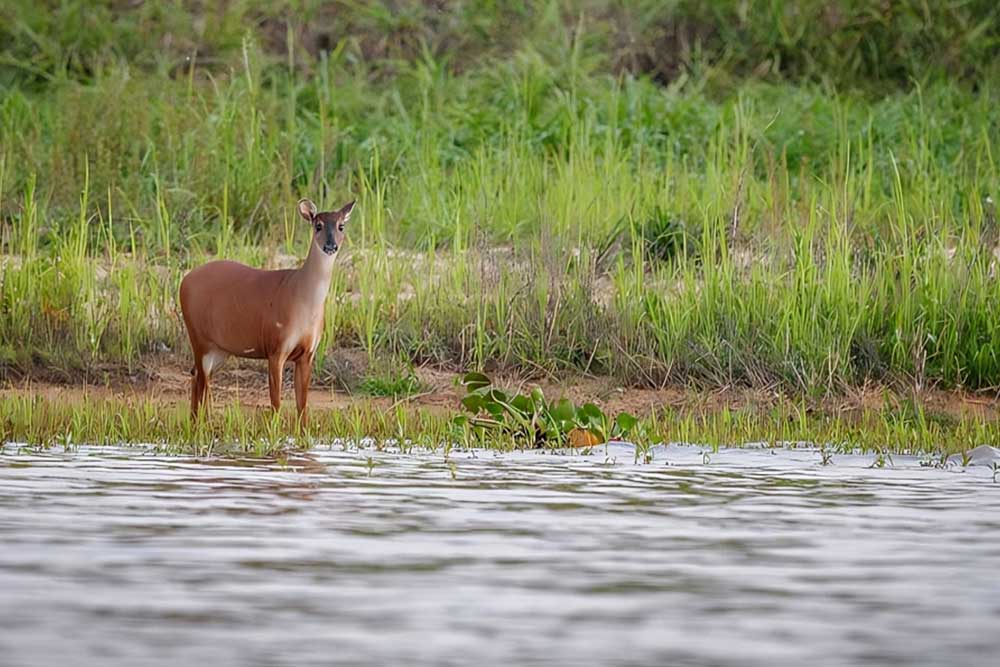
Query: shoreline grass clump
[[2, 392, 998, 458], [0, 392, 458, 456]]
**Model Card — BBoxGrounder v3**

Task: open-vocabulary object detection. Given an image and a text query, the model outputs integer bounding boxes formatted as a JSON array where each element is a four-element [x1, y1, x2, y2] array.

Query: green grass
[[1, 393, 996, 457], [358, 359, 426, 398], [2, 1, 1000, 443], [3, 1, 997, 89], [3, 62, 999, 393], [0, 392, 453, 456]]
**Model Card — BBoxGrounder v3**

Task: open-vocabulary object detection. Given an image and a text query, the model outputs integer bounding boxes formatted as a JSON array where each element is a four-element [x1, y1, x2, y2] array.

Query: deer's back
[[180, 261, 294, 356]]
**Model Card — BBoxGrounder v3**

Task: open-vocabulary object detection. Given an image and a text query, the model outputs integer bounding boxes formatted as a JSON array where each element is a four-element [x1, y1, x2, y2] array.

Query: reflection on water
[[1, 443, 998, 667]]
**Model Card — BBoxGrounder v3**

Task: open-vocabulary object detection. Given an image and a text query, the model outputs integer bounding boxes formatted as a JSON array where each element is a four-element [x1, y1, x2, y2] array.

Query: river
[[1, 442, 998, 666]]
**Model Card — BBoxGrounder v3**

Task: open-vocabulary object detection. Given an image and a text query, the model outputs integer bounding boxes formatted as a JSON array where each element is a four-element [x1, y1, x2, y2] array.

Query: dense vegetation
[[2, 1, 1000, 397]]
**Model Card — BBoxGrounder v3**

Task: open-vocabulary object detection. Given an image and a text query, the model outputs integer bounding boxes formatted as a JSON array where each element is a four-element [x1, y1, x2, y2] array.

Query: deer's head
[[298, 199, 355, 256]]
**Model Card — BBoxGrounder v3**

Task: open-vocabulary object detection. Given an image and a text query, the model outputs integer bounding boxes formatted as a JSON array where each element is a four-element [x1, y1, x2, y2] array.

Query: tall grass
[[3, 1, 997, 88], [1, 4, 999, 397]]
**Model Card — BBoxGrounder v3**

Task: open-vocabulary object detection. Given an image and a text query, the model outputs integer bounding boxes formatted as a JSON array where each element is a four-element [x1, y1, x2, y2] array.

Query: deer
[[179, 198, 354, 422]]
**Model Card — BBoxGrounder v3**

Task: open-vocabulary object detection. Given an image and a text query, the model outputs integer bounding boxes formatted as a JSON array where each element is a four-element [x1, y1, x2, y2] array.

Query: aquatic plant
[[452, 372, 640, 448], [869, 449, 894, 469], [818, 446, 834, 466]]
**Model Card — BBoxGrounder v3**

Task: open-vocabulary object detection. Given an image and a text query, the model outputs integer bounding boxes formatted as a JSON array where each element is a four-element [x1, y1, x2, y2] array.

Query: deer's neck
[[289, 242, 335, 315]]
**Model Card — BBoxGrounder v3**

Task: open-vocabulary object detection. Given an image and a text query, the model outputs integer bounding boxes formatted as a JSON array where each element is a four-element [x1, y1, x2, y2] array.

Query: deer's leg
[[191, 354, 208, 418], [267, 353, 287, 412], [294, 353, 314, 423], [196, 349, 229, 414]]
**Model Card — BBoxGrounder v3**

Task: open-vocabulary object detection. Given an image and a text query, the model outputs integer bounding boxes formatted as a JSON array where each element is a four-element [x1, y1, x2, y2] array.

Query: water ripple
[[1, 443, 998, 666]]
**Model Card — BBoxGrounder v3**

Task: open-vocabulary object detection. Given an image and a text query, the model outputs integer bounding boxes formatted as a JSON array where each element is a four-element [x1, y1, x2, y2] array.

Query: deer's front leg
[[294, 354, 313, 423]]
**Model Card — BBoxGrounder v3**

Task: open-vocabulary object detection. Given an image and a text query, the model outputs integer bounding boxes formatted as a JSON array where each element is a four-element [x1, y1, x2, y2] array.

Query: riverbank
[[3, 358, 999, 456]]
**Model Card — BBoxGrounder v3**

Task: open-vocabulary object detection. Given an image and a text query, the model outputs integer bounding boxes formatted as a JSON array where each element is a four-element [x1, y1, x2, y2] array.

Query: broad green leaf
[[485, 388, 509, 404], [510, 394, 534, 416], [530, 387, 545, 406], [460, 395, 484, 413], [614, 413, 638, 434], [551, 398, 576, 422], [578, 403, 604, 424], [460, 372, 492, 392], [483, 402, 505, 418]]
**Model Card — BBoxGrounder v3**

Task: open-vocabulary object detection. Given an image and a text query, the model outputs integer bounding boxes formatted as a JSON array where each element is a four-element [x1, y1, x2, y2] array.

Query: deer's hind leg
[[203, 349, 229, 409], [192, 348, 228, 417], [190, 352, 209, 418]]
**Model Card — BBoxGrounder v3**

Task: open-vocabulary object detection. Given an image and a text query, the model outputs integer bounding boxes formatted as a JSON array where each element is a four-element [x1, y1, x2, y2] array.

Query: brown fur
[[179, 198, 354, 422]]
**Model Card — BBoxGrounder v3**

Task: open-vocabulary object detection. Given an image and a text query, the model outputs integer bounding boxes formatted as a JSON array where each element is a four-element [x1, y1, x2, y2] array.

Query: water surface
[[1, 443, 998, 666]]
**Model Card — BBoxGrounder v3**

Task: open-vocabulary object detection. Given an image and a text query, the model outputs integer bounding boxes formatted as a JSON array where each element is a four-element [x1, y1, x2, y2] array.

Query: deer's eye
[[338, 224, 344, 232], [315, 223, 322, 232]]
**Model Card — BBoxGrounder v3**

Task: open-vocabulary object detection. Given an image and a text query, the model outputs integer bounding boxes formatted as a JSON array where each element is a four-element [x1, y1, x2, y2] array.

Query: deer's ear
[[298, 198, 317, 221], [337, 200, 356, 223]]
